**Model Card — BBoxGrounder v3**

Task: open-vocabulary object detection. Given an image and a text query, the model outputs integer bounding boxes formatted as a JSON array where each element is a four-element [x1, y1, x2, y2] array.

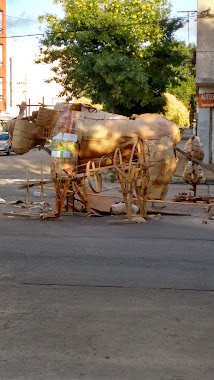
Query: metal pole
[[177, 10, 197, 45], [24, 73, 27, 102], [188, 12, 190, 45], [9, 57, 12, 107], [28, 98, 30, 118]]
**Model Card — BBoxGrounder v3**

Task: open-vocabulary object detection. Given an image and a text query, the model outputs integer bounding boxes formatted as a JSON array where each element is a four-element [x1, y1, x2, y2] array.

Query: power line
[[2, 33, 44, 38], [177, 10, 197, 45], [0, 20, 186, 39], [2, 15, 198, 40], [6, 15, 38, 23]]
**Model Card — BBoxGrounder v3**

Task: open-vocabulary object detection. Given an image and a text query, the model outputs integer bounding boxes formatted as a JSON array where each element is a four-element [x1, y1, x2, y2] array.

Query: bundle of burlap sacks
[[183, 136, 204, 184]]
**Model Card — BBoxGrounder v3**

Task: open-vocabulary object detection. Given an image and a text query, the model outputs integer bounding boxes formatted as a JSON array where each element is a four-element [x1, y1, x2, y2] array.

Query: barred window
[[0, 78, 3, 99], [0, 11, 2, 33], [0, 45, 3, 66]]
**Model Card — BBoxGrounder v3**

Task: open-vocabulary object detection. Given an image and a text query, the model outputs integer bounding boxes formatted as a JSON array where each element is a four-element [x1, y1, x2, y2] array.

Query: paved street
[[0, 150, 214, 380]]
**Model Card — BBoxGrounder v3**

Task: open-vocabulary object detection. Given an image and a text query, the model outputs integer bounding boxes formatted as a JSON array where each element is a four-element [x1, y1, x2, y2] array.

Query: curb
[[171, 177, 214, 185], [204, 179, 214, 185]]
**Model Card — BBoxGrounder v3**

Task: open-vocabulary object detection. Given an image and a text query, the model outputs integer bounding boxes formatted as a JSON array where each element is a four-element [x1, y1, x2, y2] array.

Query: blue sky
[[6, 0, 197, 44], [6, 0, 62, 48], [6, 0, 64, 111], [170, 0, 197, 44]]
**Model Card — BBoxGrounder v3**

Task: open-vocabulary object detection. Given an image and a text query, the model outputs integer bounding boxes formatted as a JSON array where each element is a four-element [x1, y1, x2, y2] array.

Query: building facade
[[0, 0, 6, 112], [196, 0, 214, 163]]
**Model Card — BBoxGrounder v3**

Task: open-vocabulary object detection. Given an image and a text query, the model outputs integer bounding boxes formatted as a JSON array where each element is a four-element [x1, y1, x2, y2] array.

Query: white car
[[0, 132, 12, 155]]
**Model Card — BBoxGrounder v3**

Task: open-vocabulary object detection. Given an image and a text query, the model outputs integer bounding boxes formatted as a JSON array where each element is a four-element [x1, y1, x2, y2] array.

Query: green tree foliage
[[166, 44, 196, 124], [37, 0, 190, 116], [163, 93, 190, 127]]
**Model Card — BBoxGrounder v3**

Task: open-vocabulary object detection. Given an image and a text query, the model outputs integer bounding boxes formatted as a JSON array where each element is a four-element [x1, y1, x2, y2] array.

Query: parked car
[[0, 132, 12, 155]]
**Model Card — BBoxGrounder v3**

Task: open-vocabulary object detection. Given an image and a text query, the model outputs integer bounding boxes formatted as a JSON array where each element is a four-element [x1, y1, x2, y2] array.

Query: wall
[[0, 0, 6, 111], [196, 0, 214, 163], [196, 0, 214, 86]]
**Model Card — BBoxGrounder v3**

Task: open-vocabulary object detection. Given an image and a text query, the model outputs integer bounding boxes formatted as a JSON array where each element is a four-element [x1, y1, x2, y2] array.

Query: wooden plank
[[107, 219, 138, 225], [176, 147, 214, 174], [61, 211, 88, 217], [19, 180, 53, 189], [3, 212, 41, 219], [26, 171, 30, 207], [87, 192, 214, 207], [147, 199, 214, 207], [40, 211, 57, 219], [86, 192, 124, 199], [173, 195, 214, 202], [40, 161, 44, 202], [147, 208, 191, 216]]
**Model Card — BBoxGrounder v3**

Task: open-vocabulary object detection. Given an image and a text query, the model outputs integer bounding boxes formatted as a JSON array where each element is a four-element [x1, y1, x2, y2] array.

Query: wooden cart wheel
[[129, 139, 150, 182], [98, 155, 113, 169], [86, 160, 102, 193], [113, 148, 123, 166], [113, 148, 127, 180], [129, 139, 145, 172], [114, 149, 123, 175]]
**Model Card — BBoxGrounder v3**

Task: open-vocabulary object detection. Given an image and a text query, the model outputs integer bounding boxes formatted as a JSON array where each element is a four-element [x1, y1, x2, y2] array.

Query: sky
[[5, 0, 197, 114], [169, 0, 197, 44]]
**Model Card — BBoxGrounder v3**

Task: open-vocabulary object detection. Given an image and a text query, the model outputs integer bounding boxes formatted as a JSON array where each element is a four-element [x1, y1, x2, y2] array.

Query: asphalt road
[[0, 150, 214, 380]]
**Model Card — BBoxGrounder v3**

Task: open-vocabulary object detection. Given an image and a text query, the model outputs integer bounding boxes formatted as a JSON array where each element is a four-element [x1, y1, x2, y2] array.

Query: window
[[0, 77, 3, 99], [0, 11, 2, 33], [0, 45, 3, 67], [0, 133, 10, 141]]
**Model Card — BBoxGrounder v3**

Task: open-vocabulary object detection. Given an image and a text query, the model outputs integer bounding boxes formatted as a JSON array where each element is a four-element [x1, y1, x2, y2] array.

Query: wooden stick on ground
[[40, 161, 44, 202], [86, 193, 214, 207], [26, 171, 30, 207], [19, 180, 53, 189], [55, 178, 70, 218], [176, 147, 214, 174]]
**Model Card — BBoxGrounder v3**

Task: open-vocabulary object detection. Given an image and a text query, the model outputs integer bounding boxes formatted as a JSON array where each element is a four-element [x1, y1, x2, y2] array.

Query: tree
[[37, 0, 189, 115], [166, 44, 196, 124], [163, 93, 190, 127]]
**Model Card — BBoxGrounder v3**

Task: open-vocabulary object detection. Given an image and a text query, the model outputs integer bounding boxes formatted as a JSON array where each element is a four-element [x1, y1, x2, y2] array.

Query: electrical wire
[[2, 22, 185, 39], [3, 13, 200, 39], [6, 15, 38, 23], [1, 33, 44, 38]]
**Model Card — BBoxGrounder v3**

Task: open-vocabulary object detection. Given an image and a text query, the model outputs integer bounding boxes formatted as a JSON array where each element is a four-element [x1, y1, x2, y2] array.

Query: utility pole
[[177, 10, 197, 45], [17, 74, 27, 103], [9, 57, 12, 107]]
